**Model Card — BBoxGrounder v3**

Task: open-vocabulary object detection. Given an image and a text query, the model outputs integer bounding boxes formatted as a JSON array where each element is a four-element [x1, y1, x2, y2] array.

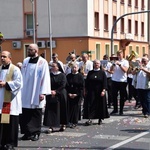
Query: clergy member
[[0, 51, 23, 150], [19, 43, 51, 141]]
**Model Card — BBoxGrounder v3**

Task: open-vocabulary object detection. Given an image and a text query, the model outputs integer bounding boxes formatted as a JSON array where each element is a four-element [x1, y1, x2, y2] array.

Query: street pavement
[[17, 100, 150, 150]]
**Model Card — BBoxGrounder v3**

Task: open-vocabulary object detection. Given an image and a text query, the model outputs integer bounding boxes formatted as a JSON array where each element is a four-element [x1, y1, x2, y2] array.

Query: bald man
[[0, 51, 23, 150], [19, 44, 51, 141]]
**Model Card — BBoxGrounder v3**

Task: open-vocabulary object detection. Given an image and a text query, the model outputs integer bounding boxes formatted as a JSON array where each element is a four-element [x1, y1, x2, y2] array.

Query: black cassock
[[83, 70, 110, 120], [66, 73, 84, 124], [43, 72, 68, 127]]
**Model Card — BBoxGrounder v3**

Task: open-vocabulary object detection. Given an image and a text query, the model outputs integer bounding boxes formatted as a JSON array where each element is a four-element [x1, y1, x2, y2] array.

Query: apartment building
[[0, 0, 149, 64]]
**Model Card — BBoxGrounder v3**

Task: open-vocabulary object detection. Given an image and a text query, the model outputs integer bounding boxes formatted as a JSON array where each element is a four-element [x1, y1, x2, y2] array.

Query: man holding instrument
[[110, 50, 129, 115]]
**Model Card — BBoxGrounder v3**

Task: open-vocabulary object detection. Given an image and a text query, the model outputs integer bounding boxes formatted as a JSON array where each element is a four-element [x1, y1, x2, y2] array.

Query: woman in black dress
[[83, 59, 109, 125], [43, 62, 68, 133], [66, 63, 84, 128]]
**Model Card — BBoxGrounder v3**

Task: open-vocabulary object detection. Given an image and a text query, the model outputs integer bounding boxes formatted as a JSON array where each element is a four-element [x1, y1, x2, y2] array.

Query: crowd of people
[[0, 44, 150, 150]]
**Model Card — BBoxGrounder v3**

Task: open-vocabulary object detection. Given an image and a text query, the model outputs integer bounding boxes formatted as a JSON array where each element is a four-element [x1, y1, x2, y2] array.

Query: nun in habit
[[83, 59, 110, 125], [43, 62, 68, 133], [66, 63, 84, 128]]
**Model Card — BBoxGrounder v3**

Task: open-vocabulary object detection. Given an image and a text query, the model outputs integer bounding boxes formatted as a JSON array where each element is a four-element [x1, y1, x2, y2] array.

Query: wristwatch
[[119, 64, 121, 67]]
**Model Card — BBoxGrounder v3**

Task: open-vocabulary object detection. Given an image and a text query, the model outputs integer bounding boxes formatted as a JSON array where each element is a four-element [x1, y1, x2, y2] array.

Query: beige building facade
[[0, 0, 149, 64]]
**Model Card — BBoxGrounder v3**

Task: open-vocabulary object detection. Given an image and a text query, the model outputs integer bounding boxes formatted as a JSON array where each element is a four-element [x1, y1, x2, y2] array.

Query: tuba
[[127, 51, 138, 61], [127, 51, 139, 72]]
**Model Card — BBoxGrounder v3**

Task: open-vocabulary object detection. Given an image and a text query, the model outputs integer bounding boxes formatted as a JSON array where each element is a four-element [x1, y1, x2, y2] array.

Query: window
[[135, 21, 138, 35], [120, 18, 124, 33], [121, 0, 124, 4], [114, 45, 118, 54], [141, 22, 144, 36], [128, 19, 131, 33], [136, 46, 139, 54], [135, 0, 138, 8], [104, 14, 108, 31], [142, 47, 145, 55], [113, 16, 117, 32], [105, 44, 109, 55], [129, 46, 132, 54], [96, 44, 100, 60], [94, 12, 99, 30], [141, 0, 145, 9], [128, 0, 131, 6], [26, 14, 33, 30]]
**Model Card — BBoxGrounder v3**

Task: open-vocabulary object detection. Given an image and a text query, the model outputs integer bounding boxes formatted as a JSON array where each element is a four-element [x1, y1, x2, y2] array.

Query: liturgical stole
[[0, 64, 15, 124]]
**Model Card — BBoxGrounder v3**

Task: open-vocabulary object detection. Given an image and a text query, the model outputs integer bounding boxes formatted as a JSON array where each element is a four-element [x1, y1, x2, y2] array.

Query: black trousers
[[112, 81, 127, 113], [107, 77, 112, 105], [19, 108, 42, 136], [0, 115, 19, 147], [127, 77, 134, 100]]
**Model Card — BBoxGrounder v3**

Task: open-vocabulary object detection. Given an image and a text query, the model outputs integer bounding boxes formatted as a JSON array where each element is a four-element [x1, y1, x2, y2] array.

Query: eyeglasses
[[27, 48, 35, 51]]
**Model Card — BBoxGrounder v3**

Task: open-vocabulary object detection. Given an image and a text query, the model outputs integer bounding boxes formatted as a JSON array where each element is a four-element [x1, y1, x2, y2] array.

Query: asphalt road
[[17, 100, 150, 150]]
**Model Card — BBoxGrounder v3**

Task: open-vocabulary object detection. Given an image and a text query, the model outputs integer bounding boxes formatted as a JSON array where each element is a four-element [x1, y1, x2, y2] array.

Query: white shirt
[[104, 61, 112, 78], [112, 59, 129, 82], [136, 65, 150, 89]]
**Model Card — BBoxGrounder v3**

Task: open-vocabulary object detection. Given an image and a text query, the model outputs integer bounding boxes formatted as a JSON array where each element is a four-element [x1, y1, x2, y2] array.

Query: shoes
[[59, 125, 66, 132], [45, 127, 53, 134], [134, 104, 141, 109], [110, 110, 118, 115], [20, 134, 32, 141], [70, 124, 76, 129], [84, 120, 92, 126], [144, 114, 149, 118], [20, 133, 39, 141], [119, 112, 123, 115], [3, 144, 15, 150], [98, 119, 102, 125], [30, 134, 40, 141]]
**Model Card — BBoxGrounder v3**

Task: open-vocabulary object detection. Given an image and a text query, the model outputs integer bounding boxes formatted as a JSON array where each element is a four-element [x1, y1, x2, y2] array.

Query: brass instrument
[[0, 32, 5, 53], [80, 63, 86, 75], [68, 60, 75, 68], [127, 51, 138, 61], [127, 51, 139, 72], [67, 56, 81, 68]]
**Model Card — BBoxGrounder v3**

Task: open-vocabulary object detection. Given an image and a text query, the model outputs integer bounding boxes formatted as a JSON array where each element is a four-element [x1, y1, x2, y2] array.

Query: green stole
[[0, 64, 15, 124]]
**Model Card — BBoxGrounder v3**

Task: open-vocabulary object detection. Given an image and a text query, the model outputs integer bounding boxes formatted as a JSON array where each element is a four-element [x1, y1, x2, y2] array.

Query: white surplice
[[21, 56, 51, 108], [0, 64, 23, 115]]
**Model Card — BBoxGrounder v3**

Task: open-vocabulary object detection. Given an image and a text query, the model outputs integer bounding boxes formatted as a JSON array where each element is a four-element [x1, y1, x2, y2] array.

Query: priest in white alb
[[19, 43, 51, 141], [0, 51, 23, 150]]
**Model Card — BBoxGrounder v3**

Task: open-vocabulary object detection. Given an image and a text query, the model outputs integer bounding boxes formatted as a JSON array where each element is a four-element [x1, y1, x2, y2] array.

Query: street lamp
[[30, 0, 36, 43], [111, 10, 150, 55], [48, 0, 52, 60]]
